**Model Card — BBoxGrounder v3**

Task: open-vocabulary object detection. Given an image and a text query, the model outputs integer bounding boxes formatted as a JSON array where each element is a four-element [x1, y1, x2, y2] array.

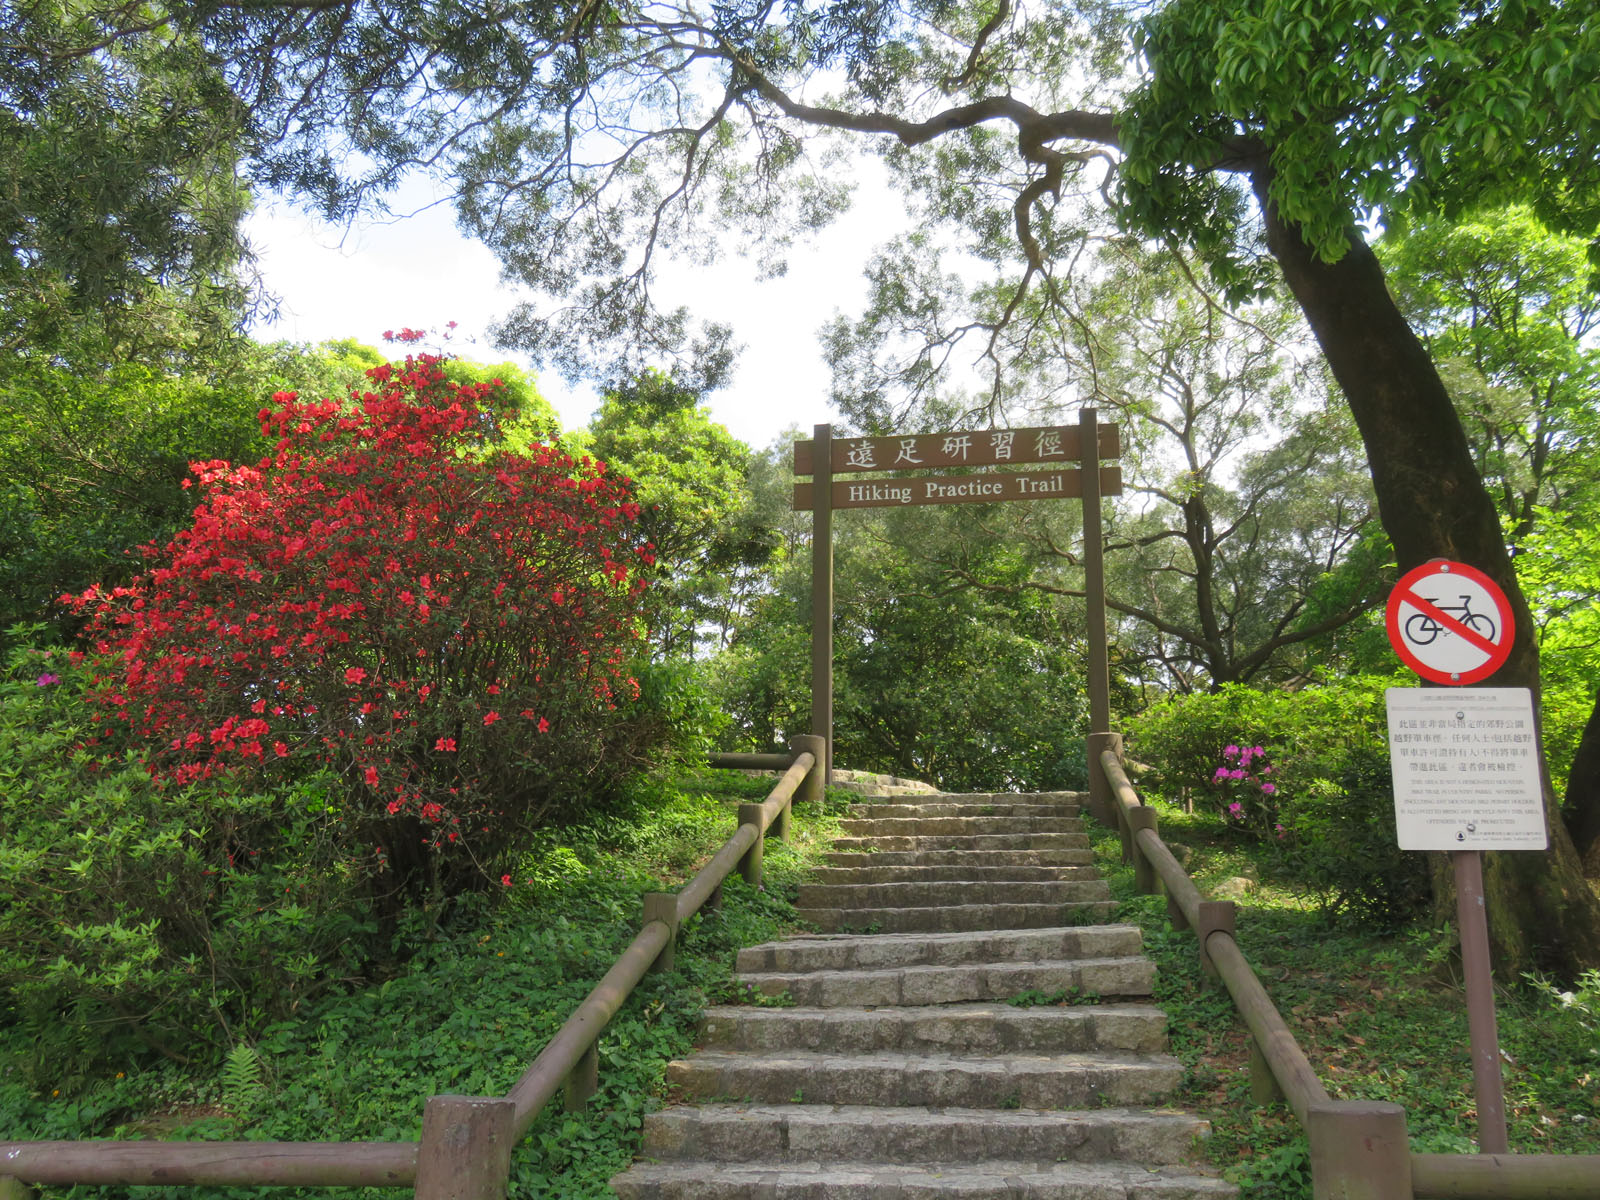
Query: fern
[[220, 1043, 266, 1116]]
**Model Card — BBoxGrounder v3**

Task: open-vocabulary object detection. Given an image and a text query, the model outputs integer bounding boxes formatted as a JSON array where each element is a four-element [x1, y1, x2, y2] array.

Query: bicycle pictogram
[[1403, 594, 1497, 647], [1385, 560, 1514, 686]]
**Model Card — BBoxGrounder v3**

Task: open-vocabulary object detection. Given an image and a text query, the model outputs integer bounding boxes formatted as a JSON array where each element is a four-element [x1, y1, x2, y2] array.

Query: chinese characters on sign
[[792, 423, 1122, 510], [794, 424, 1119, 476], [1384, 688, 1547, 851]]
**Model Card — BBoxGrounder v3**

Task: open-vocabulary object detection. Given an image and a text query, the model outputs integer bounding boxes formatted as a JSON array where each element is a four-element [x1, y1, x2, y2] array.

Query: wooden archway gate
[[793, 408, 1122, 784]]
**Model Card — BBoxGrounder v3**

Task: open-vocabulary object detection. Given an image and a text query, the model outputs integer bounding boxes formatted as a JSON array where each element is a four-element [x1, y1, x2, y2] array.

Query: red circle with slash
[[1385, 560, 1515, 685]]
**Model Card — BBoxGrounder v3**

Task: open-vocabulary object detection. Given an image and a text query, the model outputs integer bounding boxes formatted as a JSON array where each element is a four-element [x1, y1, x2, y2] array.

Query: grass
[[0, 766, 857, 1200], [1095, 801, 1600, 1198]]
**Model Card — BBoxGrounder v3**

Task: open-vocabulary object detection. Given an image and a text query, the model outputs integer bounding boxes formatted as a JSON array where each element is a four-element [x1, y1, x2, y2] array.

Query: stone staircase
[[610, 789, 1233, 1200]]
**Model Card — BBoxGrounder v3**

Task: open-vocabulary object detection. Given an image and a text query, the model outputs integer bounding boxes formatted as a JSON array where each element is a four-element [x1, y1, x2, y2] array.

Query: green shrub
[[1128, 676, 1429, 927], [0, 634, 386, 1079]]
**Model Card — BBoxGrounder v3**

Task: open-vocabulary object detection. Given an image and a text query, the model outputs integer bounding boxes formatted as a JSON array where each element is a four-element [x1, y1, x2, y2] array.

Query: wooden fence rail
[[1093, 740, 1600, 1200], [0, 737, 826, 1200]]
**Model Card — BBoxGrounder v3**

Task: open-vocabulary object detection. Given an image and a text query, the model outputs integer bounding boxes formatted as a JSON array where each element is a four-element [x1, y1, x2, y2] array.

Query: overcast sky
[[245, 167, 906, 453]]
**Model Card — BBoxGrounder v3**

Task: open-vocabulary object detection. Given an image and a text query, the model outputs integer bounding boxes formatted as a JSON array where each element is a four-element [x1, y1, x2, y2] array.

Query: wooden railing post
[[1126, 806, 1159, 895], [1308, 1101, 1412, 1199], [642, 893, 679, 973], [415, 1095, 514, 1200], [1166, 891, 1190, 931], [564, 1044, 598, 1112], [790, 734, 827, 811], [1195, 900, 1236, 983], [1249, 1037, 1286, 1106], [1085, 731, 1122, 831], [737, 804, 765, 888]]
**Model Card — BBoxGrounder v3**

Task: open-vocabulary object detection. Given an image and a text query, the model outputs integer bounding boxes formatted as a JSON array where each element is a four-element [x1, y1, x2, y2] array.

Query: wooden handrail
[[506, 919, 675, 1134], [706, 751, 792, 770], [1, 744, 825, 1198], [1412, 1153, 1600, 1198], [508, 750, 815, 1135], [0, 1142, 416, 1189], [1096, 741, 1600, 1198], [1101, 749, 1328, 1122]]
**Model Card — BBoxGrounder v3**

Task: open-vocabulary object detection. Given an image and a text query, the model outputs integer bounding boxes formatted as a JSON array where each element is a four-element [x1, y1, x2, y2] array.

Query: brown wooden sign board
[[793, 466, 1123, 511], [794, 423, 1120, 476]]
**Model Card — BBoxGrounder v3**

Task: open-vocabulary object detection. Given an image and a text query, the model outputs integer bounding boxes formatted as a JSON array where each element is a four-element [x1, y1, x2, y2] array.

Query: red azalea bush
[[67, 354, 659, 896]]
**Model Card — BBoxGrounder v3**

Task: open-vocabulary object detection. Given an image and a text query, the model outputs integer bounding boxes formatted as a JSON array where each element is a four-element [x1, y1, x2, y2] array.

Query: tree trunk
[[1565, 692, 1600, 875], [1251, 168, 1600, 978]]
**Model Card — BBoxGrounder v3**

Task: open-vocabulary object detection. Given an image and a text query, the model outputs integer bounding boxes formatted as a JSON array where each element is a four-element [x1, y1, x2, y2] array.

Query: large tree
[[2, 4, 254, 369], [21, 0, 1600, 973]]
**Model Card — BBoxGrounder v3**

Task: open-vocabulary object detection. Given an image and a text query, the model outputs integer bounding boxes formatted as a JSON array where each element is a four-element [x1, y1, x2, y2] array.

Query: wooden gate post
[[810, 423, 834, 776], [415, 1095, 515, 1200], [1080, 408, 1111, 738]]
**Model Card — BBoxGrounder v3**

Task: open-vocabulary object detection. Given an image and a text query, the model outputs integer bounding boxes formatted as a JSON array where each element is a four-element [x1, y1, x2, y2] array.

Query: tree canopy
[[10, 0, 1600, 972]]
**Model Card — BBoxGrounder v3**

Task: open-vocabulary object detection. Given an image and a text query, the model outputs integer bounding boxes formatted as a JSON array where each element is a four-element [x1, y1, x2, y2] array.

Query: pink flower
[[345, 666, 367, 684], [1229, 768, 1247, 780], [35, 673, 60, 686], [1228, 802, 1243, 816], [1261, 782, 1277, 794], [483, 711, 500, 726], [1213, 767, 1229, 782], [1224, 744, 1240, 757]]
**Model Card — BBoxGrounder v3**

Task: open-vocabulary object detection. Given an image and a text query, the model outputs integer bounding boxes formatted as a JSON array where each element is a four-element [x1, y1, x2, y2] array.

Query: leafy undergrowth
[[0, 768, 855, 1200], [1094, 803, 1600, 1199]]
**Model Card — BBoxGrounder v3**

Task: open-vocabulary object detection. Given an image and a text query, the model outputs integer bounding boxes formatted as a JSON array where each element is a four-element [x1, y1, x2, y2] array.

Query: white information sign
[[1385, 688, 1547, 851]]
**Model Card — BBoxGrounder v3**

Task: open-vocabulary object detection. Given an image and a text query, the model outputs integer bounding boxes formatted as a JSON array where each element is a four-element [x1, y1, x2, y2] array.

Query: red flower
[[483, 711, 500, 726], [364, 765, 380, 787], [435, 737, 457, 752], [345, 666, 367, 684]]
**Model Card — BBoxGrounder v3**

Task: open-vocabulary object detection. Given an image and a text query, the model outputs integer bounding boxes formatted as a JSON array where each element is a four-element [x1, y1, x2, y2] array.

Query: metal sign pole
[[810, 423, 833, 775], [1452, 848, 1509, 1154]]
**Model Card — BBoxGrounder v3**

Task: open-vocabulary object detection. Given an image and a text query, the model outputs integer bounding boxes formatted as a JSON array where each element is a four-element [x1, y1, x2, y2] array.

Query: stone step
[[638, 1103, 1208, 1165], [798, 879, 1111, 910], [736, 926, 1145, 974], [807, 864, 1102, 885], [666, 1049, 1184, 1109], [828, 771, 941, 796], [821, 848, 1095, 868], [797, 900, 1118, 933], [698, 1003, 1169, 1055], [908, 791, 1088, 804], [827, 832, 1091, 854], [846, 802, 1081, 820], [613, 1160, 1233, 1200], [838, 816, 1086, 838], [736, 955, 1155, 1007]]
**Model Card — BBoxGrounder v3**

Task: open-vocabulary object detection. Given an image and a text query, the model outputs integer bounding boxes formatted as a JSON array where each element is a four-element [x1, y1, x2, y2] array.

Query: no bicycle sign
[[1384, 560, 1514, 685]]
